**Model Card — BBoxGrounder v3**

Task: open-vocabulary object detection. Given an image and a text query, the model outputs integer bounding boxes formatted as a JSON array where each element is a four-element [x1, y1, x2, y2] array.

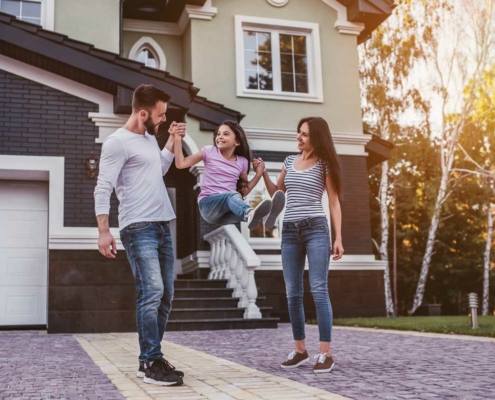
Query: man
[[94, 84, 185, 387]]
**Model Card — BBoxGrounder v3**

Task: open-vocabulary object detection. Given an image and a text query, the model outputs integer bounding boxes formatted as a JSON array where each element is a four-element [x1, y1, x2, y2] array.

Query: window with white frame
[[1, 0, 41, 24], [0, 0, 54, 30], [235, 15, 323, 103]]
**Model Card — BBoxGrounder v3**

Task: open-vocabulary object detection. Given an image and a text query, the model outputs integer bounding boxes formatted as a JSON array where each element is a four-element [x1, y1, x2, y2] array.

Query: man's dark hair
[[132, 84, 170, 112]]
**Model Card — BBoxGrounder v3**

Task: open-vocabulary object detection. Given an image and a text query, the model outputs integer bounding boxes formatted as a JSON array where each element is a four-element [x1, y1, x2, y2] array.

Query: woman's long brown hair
[[297, 117, 343, 200]]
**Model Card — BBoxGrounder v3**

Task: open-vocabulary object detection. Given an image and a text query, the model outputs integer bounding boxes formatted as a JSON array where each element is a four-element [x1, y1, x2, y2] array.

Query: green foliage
[[333, 316, 495, 338], [363, 1, 495, 316]]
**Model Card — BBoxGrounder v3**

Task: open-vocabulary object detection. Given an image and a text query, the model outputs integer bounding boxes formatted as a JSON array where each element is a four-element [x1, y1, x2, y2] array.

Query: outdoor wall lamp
[[86, 153, 98, 179]]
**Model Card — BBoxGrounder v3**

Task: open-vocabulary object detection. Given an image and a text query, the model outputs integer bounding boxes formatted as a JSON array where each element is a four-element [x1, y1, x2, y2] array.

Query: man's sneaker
[[136, 363, 145, 378], [280, 350, 310, 369], [264, 190, 286, 230], [144, 358, 183, 386], [137, 360, 184, 378], [313, 354, 334, 373], [247, 199, 272, 229]]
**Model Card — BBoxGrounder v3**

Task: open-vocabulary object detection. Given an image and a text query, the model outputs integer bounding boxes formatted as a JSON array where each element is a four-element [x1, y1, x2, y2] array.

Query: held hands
[[169, 122, 186, 139], [252, 157, 266, 176], [332, 238, 344, 261]]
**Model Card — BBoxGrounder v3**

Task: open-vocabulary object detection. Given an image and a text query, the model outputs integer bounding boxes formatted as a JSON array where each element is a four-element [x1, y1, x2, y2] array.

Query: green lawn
[[331, 316, 495, 338]]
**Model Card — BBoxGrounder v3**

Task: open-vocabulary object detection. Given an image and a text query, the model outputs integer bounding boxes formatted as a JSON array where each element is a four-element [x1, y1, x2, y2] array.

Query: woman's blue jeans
[[199, 191, 252, 225], [120, 221, 175, 363], [281, 216, 333, 342]]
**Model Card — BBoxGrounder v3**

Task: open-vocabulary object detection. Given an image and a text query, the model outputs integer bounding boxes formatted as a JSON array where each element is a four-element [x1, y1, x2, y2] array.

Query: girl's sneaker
[[247, 199, 272, 229], [264, 190, 285, 229]]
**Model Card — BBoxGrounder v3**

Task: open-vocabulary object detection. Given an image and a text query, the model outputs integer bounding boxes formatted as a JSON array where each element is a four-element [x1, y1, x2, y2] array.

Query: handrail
[[204, 225, 262, 319]]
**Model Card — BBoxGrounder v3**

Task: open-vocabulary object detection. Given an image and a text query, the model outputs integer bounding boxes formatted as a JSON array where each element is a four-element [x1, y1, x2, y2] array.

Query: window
[[136, 47, 158, 69], [245, 174, 284, 239], [0, 0, 41, 24], [128, 36, 167, 71], [0, 0, 54, 30], [235, 15, 323, 103]]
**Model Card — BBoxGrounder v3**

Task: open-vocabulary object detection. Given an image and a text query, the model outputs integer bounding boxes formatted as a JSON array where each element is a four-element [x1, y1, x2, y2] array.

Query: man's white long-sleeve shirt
[[94, 128, 176, 230]]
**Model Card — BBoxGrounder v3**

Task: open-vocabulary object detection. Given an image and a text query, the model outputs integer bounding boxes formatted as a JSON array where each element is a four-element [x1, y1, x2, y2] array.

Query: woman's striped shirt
[[283, 155, 329, 222]]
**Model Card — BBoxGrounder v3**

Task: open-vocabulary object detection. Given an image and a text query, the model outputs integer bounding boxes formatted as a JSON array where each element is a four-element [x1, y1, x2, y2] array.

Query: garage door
[[0, 180, 48, 326]]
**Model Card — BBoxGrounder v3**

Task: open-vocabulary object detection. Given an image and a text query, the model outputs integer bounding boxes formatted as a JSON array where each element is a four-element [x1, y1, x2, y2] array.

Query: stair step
[[174, 288, 233, 298], [174, 279, 229, 288], [173, 296, 267, 309], [166, 317, 279, 331], [169, 307, 273, 320]]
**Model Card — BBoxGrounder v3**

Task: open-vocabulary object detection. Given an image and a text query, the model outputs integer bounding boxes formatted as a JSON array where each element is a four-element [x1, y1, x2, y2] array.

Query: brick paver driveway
[[165, 324, 495, 400], [0, 331, 124, 400]]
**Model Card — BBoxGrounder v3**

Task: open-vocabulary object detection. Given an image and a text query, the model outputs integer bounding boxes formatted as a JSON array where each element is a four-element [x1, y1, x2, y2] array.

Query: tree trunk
[[379, 161, 395, 316], [411, 166, 449, 314], [483, 204, 493, 316]]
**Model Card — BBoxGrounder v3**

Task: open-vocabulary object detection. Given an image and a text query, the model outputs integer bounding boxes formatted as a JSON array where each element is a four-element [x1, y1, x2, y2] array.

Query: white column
[[207, 240, 217, 280], [243, 266, 262, 319], [233, 257, 244, 298], [223, 240, 232, 280], [227, 247, 238, 289], [214, 237, 226, 279], [238, 261, 249, 308]]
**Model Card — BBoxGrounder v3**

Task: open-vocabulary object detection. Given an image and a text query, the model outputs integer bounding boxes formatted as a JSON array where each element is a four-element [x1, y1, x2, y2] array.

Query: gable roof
[[0, 11, 244, 125]]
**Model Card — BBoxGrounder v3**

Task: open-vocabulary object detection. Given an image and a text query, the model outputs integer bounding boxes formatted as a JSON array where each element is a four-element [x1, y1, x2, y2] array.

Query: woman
[[257, 116, 344, 373]]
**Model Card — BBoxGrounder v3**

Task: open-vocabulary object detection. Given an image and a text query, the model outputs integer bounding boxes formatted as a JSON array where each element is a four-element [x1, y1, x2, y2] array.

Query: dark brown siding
[[0, 70, 120, 228], [256, 269, 386, 321], [48, 250, 136, 333]]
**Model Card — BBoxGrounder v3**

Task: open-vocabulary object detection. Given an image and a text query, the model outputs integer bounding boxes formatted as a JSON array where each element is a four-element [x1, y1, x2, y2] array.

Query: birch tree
[[411, 0, 495, 313], [359, 0, 427, 316]]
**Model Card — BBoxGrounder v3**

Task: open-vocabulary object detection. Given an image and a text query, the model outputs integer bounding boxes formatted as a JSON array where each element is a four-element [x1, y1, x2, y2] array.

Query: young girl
[[173, 120, 285, 229], [256, 117, 344, 373]]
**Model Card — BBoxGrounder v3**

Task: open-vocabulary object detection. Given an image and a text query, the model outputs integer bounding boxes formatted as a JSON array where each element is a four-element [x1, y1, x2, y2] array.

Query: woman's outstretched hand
[[332, 238, 344, 261], [252, 157, 266, 175]]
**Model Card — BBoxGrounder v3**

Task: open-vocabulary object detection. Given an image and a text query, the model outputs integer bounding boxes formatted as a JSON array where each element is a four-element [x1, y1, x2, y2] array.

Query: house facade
[[0, 0, 393, 333]]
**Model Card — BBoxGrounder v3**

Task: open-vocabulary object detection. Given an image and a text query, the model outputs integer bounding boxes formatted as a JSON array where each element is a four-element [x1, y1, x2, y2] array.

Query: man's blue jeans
[[281, 216, 333, 342], [120, 221, 174, 363], [199, 191, 252, 225]]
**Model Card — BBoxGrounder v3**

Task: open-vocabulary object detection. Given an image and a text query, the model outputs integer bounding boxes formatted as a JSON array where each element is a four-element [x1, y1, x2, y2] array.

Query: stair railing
[[204, 225, 262, 319]]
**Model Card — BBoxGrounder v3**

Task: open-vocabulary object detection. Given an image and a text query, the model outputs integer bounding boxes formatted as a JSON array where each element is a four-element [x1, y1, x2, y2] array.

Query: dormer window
[[128, 36, 167, 71], [136, 47, 158, 69], [235, 15, 323, 103]]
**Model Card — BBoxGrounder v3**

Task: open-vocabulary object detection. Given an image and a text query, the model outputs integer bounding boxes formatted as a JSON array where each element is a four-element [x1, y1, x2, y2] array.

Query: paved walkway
[[75, 332, 347, 400], [0, 331, 123, 400], [1, 326, 495, 400], [165, 324, 495, 400]]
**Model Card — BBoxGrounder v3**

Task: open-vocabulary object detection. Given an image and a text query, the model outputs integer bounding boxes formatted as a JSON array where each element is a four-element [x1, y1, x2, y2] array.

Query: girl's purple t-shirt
[[198, 145, 248, 203]]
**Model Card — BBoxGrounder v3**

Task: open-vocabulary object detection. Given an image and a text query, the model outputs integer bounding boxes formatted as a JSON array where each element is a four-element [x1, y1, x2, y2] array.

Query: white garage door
[[0, 180, 48, 326]]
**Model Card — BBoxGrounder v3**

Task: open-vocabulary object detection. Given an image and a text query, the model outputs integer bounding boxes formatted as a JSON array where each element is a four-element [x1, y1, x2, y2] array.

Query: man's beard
[[144, 116, 161, 135]]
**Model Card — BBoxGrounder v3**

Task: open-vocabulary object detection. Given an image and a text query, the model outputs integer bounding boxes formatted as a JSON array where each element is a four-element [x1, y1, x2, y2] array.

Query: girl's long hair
[[298, 117, 343, 200], [213, 120, 252, 195]]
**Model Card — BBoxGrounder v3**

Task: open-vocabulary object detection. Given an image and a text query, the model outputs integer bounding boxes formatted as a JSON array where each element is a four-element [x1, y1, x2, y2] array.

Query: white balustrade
[[204, 225, 262, 319], [223, 240, 232, 280], [227, 247, 238, 289]]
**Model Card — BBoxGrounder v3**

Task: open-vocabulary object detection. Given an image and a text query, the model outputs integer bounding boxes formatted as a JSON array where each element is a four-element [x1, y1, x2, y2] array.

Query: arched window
[[136, 47, 158, 69], [129, 36, 166, 71]]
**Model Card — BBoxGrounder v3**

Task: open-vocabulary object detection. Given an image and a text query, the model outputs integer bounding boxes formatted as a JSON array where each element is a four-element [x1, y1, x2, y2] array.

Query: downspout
[[119, 0, 126, 56]]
